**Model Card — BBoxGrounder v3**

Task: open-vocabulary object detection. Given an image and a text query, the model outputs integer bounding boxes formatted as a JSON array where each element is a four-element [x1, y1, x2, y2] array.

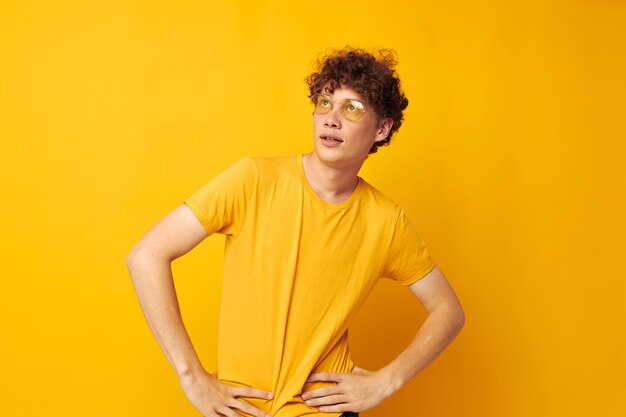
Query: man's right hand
[[179, 368, 273, 417]]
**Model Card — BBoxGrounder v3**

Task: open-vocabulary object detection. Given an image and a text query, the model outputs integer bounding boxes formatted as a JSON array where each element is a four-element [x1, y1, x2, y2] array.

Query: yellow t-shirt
[[183, 154, 435, 417]]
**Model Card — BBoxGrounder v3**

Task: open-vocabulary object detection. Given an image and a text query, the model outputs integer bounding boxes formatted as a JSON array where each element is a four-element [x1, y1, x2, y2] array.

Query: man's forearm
[[378, 304, 464, 392], [126, 251, 205, 379]]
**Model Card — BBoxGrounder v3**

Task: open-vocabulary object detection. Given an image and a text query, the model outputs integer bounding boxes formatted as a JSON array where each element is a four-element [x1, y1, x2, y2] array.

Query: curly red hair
[[305, 47, 409, 154]]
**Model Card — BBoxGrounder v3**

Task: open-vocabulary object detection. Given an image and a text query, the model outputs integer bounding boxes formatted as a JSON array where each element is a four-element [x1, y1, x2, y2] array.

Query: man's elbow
[[452, 302, 465, 333], [125, 244, 155, 270], [441, 301, 465, 332], [125, 245, 143, 269], [455, 308, 465, 330], [126, 244, 174, 274]]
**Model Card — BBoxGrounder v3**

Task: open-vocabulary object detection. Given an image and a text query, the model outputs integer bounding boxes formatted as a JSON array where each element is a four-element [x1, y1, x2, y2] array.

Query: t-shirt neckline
[[296, 154, 363, 210]]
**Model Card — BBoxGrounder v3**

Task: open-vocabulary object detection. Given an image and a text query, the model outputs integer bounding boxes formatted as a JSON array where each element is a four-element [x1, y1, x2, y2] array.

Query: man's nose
[[323, 106, 342, 128]]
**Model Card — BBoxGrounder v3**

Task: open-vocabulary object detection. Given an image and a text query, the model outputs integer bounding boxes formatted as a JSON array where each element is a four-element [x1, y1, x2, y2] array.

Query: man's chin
[[313, 147, 359, 168], [314, 146, 342, 160]]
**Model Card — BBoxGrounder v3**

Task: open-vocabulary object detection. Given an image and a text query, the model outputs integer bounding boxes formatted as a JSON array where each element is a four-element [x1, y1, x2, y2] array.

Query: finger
[[229, 398, 270, 417], [305, 394, 347, 407], [318, 404, 353, 413], [301, 386, 340, 400], [216, 406, 239, 417], [229, 386, 273, 400], [306, 372, 345, 383]]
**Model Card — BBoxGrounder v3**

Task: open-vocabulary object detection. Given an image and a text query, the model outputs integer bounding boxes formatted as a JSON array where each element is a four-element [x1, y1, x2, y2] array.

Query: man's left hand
[[300, 366, 396, 413]]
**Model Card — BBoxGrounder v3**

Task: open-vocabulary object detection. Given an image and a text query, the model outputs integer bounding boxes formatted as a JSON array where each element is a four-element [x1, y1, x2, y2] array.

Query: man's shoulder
[[236, 154, 298, 181], [245, 153, 297, 168], [358, 178, 405, 218]]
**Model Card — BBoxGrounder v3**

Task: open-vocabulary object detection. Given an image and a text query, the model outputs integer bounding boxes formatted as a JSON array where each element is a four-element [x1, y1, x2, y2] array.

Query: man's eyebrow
[[320, 92, 365, 103]]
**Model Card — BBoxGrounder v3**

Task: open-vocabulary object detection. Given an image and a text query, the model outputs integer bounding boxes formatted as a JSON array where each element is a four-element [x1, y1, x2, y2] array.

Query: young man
[[127, 48, 465, 417]]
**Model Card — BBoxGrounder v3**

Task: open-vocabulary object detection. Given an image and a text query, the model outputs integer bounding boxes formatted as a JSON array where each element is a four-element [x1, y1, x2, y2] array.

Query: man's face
[[311, 83, 392, 168]]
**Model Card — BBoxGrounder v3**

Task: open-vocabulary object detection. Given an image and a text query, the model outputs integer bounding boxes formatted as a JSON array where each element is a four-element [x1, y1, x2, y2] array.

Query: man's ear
[[374, 118, 394, 142]]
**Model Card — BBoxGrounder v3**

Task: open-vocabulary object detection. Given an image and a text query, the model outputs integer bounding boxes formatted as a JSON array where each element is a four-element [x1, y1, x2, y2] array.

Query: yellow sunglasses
[[310, 93, 367, 121]]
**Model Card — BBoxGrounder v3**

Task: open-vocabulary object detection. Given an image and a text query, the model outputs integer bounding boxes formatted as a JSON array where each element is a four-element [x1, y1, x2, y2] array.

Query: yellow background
[[1, 1, 624, 416]]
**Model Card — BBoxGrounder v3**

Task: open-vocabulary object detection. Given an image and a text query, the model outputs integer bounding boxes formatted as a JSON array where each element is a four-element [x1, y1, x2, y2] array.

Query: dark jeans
[[339, 413, 359, 417]]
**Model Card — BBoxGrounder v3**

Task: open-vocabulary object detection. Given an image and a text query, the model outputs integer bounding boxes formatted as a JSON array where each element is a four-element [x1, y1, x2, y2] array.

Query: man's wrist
[[377, 366, 405, 396], [176, 361, 205, 381]]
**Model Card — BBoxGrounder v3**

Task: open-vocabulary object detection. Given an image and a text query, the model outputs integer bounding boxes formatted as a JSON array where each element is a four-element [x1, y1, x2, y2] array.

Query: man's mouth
[[321, 135, 343, 143]]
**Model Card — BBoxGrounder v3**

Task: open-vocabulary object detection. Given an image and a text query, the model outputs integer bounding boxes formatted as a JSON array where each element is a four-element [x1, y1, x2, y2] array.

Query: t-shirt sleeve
[[183, 156, 257, 237], [383, 208, 436, 286]]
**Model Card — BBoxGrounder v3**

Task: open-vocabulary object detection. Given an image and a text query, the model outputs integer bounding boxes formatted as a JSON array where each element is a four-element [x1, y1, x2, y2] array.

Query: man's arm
[[378, 264, 465, 389], [126, 204, 209, 377], [126, 204, 272, 417], [302, 265, 465, 413]]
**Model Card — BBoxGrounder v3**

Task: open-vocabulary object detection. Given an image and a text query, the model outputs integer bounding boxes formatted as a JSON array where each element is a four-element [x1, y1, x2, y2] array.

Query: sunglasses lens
[[313, 94, 332, 114], [341, 100, 365, 121]]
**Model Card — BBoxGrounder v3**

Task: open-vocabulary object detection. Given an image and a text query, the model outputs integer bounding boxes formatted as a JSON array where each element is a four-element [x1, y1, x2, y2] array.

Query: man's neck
[[302, 152, 364, 204]]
